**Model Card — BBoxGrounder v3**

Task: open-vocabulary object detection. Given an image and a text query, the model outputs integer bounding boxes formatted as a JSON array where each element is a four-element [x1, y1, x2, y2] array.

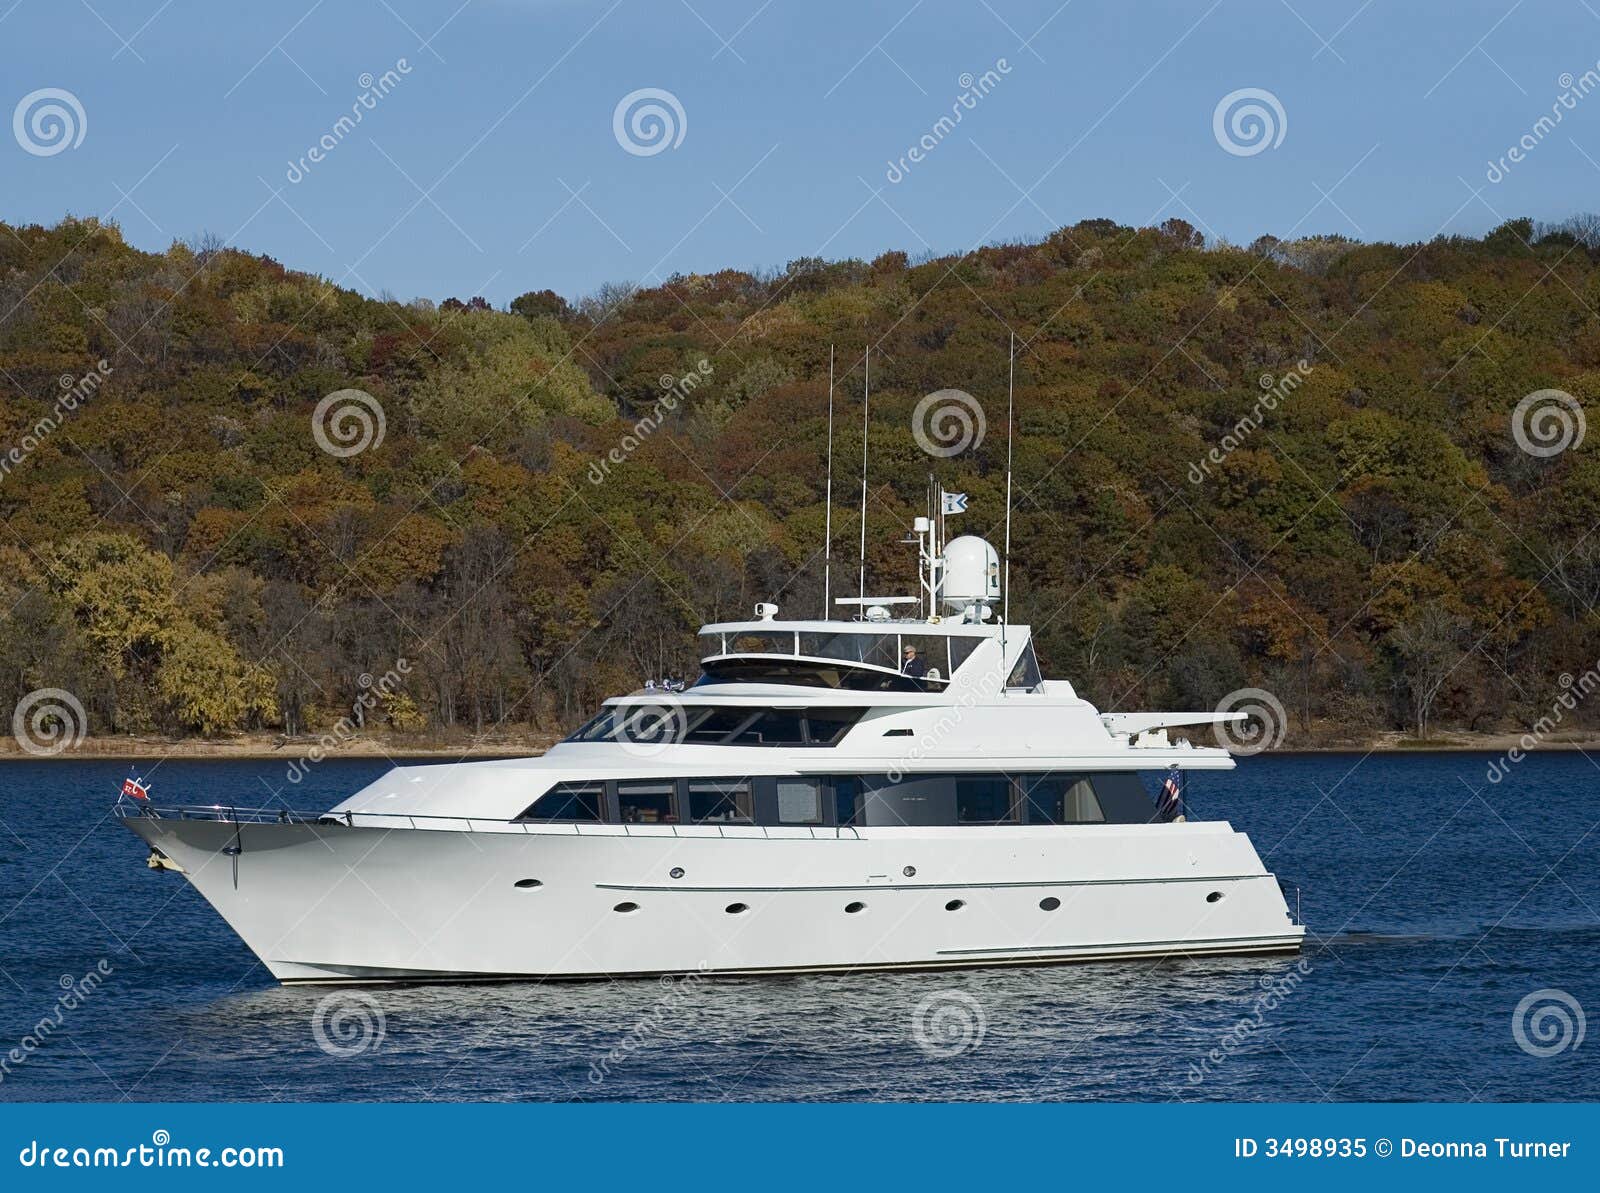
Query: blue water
[[0, 753, 1594, 1102]]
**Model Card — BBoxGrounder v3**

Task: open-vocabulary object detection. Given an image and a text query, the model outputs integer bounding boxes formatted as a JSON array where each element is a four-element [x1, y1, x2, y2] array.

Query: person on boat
[[901, 645, 926, 679]]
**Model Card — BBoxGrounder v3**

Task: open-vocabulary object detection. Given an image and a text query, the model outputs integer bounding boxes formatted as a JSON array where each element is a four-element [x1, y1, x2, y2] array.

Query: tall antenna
[[1002, 332, 1015, 691], [823, 344, 835, 618], [857, 342, 871, 605]]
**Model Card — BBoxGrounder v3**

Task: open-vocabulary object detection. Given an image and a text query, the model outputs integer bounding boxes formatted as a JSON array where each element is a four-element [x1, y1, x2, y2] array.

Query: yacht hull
[[121, 816, 1303, 983]]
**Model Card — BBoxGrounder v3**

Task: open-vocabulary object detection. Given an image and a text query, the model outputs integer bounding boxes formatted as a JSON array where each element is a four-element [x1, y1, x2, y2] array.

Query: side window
[[617, 780, 676, 824], [804, 707, 863, 744], [956, 776, 1015, 823], [689, 778, 753, 823], [1006, 641, 1042, 690], [683, 708, 757, 744], [948, 637, 980, 673], [776, 778, 824, 825], [1021, 774, 1107, 824], [730, 709, 806, 745], [833, 776, 863, 826], [518, 782, 603, 822], [1091, 773, 1158, 823]]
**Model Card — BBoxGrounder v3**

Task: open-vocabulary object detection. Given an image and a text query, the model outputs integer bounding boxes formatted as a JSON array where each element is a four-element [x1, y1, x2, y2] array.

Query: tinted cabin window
[[1007, 642, 1042, 690], [730, 709, 806, 745], [805, 708, 861, 744], [948, 637, 981, 673], [799, 632, 898, 669], [728, 631, 796, 654], [519, 782, 603, 822], [689, 779, 753, 823], [956, 776, 1015, 823], [1091, 772, 1158, 823], [861, 775, 952, 827], [682, 707, 757, 743], [834, 776, 863, 826], [1021, 774, 1106, 824], [617, 781, 676, 824], [776, 778, 824, 825]]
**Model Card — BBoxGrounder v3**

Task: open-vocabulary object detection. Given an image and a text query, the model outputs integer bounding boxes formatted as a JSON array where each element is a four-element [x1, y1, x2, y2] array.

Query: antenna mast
[[857, 343, 870, 605], [823, 345, 835, 618], [1002, 333, 1015, 691]]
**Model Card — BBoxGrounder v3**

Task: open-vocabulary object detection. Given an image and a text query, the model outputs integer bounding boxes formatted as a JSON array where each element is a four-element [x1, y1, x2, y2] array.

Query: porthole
[[1039, 896, 1061, 912], [944, 899, 966, 912], [513, 878, 543, 889], [844, 901, 866, 914], [903, 865, 917, 877], [725, 902, 749, 915], [669, 867, 685, 879], [1205, 891, 1224, 904], [613, 901, 640, 914]]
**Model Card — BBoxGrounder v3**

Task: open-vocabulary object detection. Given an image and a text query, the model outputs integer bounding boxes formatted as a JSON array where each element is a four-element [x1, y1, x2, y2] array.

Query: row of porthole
[[611, 895, 1074, 915], [517, 882, 1223, 911]]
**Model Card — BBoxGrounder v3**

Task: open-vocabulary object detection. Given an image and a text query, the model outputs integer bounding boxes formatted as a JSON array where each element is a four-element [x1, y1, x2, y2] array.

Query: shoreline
[[1, 729, 1597, 761]]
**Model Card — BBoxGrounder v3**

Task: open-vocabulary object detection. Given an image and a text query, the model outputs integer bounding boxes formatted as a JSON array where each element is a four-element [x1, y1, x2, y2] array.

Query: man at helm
[[901, 645, 927, 679]]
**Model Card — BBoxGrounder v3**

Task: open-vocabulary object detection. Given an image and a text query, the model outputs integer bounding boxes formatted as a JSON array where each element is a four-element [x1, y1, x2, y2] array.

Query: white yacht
[[120, 494, 1303, 983]]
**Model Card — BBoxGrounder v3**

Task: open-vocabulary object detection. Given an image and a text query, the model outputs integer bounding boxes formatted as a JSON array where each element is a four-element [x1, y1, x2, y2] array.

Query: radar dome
[[940, 535, 1000, 612]]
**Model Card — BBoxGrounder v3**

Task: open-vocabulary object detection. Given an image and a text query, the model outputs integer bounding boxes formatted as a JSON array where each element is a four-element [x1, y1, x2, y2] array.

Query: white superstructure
[[120, 489, 1302, 983]]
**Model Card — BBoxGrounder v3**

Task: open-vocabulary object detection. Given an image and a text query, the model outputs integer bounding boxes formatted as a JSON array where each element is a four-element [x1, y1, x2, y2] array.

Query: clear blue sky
[[3, 0, 1596, 305]]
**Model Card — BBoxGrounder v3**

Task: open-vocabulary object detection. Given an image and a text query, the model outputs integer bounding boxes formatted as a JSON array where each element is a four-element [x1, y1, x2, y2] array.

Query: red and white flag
[[121, 776, 149, 801]]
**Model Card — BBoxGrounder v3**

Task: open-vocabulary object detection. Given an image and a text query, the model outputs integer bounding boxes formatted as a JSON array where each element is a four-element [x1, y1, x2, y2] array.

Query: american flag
[[1156, 768, 1184, 822]]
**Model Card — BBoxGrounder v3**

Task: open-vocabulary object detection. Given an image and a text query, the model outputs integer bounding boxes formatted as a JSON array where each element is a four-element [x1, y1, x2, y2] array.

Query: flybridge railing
[[115, 798, 869, 839]]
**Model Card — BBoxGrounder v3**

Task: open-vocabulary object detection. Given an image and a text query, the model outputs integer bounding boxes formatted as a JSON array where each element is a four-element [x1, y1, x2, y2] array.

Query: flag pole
[[1001, 332, 1015, 693]]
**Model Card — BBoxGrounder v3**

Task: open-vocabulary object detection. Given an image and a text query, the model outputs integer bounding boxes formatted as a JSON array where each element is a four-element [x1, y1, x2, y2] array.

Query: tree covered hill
[[2, 213, 1598, 745]]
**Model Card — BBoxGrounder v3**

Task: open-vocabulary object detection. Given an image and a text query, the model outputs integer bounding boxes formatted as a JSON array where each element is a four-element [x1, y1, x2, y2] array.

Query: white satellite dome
[[940, 534, 1000, 613]]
